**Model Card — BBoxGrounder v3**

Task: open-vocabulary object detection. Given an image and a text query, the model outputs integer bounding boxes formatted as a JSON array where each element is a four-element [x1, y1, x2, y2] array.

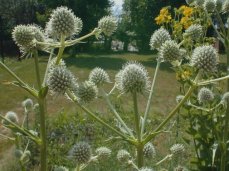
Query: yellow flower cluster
[[179, 5, 194, 29], [155, 7, 172, 25], [176, 68, 193, 82]]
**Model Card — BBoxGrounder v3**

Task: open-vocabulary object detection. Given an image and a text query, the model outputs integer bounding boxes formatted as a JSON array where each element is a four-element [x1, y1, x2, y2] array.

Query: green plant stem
[[155, 154, 172, 166], [0, 133, 15, 141], [76, 165, 80, 171], [136, 143, 144, 168], [66, 90, 137, 145], [56, 34, 65, 65], [198, 75, 229, 85], [141, 61, 160, 137], [133, 92, 141, 141], [42, 49, 54, 86], [0, 61, 38, 98], [34, 50, 42, 89], [101, 88, 134, 137]]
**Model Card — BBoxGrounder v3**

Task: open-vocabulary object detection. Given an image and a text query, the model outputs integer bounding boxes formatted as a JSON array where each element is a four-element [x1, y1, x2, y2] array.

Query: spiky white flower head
[[48, 57, 66, 73], [98, 16, 117, 36], [95, 147, 111, 160], [190, 45, 218, 72], [170, 144, 185, 156], [115, 62, 149, 94], [12, 25, 34, 47], [46, 6, 83, 38], [2, 111, 19, 125], [195, 0, 204, 7], [223, 0, 229, 13], [14, 149, 23, 159], [75, 81, 98, 104], [216, 0, 224, 11], [204, 0, 216, 12], [150, 28, 171, 50], [159, 40, 182, 62], [30, 25, 45, 42], [139, 168, 154, 171], [143, 142, 156, 158], [89, 67, 110, 86], [69, 142, 91, 164], [117, 149, 131, 163], [186, 0, 195, 5], [47, 66, 77, 95], [54, 166, 69, 171], [198, 87, 214, 103], [174, 165, 189, 171], [176, 95, 185, 104], [184, 24, 203, 40], [221, 92, 229, 105], [22, 98, 33, 112]]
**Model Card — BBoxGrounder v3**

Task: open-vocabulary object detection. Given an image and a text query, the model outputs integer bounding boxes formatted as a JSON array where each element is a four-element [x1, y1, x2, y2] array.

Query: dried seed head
[[117, 149, 131, 163], [89, 67, 110, 86], [198, 87, 214, 103], [2, 111, 19, 125], [47, 66, 77, 95], [116, 62, 150, 94], [184, 24, 203, 41], [159, 40, 182, 62], [190, 45, 218, 72], [143, 142, 156, 158], [204, 0, 216, 12], [98, 16, 117, 36], [150, 28, 171, 50], [46, 6, 83, 38], [95, 147, 111, 160], [75, 81, 98, 104], [69, 142, 91, 164]]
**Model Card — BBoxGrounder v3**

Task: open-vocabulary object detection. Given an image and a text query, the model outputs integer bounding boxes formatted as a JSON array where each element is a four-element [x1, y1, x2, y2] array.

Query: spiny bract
[[143, 142, 156, 158], [184, 24, 203, 41], [47, 66, 76, 95], [98, 16, 117, 36], [159, 40, 182, 62], [190, 45, 218, 72], [69, 142, 91, 164], [75, 81, 98, 104], [150, 28, 171, 50], [46, 6, 83, 38], [89, 67, 110, 86], [198, 87, 214, 103], [115, 62, 150, 94]]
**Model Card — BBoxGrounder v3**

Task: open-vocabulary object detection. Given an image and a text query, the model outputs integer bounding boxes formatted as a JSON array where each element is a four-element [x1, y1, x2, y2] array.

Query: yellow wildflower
[[180, 17, 193, 29], [155, 7, 172, 25]]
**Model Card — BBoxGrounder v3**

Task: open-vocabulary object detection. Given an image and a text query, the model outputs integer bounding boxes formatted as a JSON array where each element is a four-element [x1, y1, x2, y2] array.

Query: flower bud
[[184, 24, 203, 41], [198, 87, 214, 103], [150, 28, 171, 50], [89, 67, 110, 86], [2, 111, 19, 125], [14, 149, 23, 159], [95, 147, 111, 160], [22, 98, 33, 112], [98, 16, 117, 36], [143, 142, 156, 158], [117, 149, 131, 163], [170, 144, 185, 157]]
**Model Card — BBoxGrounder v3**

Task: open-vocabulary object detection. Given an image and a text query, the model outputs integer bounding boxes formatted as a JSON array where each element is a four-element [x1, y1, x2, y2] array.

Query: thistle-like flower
[[184, 24, 203, 41], [150, 28, 171, 50], [46, 6, 83, 38], [223, 0, 229, 13], [54, 166, 69, 171], [198, 87, 214, 103], [115, 62, 150, 94], [117, 149, 131, 163], [159, 40, 182, 62], [2, 111, 19, 125], [98, 16, 117, 36], [47, 66, 77, 95], [30, 25, 45, 43], [204, 0, 216, 12], [48, 57, 66, 73], [170, 144, 185, 157], [69, 142, 91, 164], [89, 67, 110, 86], [190, 45, 218, 72], [22, 98, 33, 112], [95, 147, 111, 160], [143, 142, 156, 158], [12, 25, 34, 48], [75, 81, 98, 104]]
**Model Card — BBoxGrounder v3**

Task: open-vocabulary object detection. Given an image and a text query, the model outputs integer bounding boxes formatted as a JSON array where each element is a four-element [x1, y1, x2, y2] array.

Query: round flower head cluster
[[139, 168, 154, 171], [54, 166, 69, 171], [95, 147, 111, 160], [89, 67, 110, 86], [184, 24, 203, 41], [46, 6, 83, 38], [150, 28, 171, 50], [2, 111, 19, 125], [12, 25, 34, 48], [115, 62, 150, 94], [117, 149, 131, 163], [190, 45, 218, 72], [48, 57, 66, 73], [143, 142, 156, 158], [69, 142, 91, 164], [75, 81, 98, 104], [170, 144, 185, 157], [22, 98, 33, 112], [221, 92, 229, 105], [198, 87, 214, 103], [30, 25, 45, 43], [223, 0, 229, 13], [47, 66, 76, 95], [216, 0, 223, 11], [159, 40, 182, 62], [98, 16, 117, 36], [204, 0, 216, 12]]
